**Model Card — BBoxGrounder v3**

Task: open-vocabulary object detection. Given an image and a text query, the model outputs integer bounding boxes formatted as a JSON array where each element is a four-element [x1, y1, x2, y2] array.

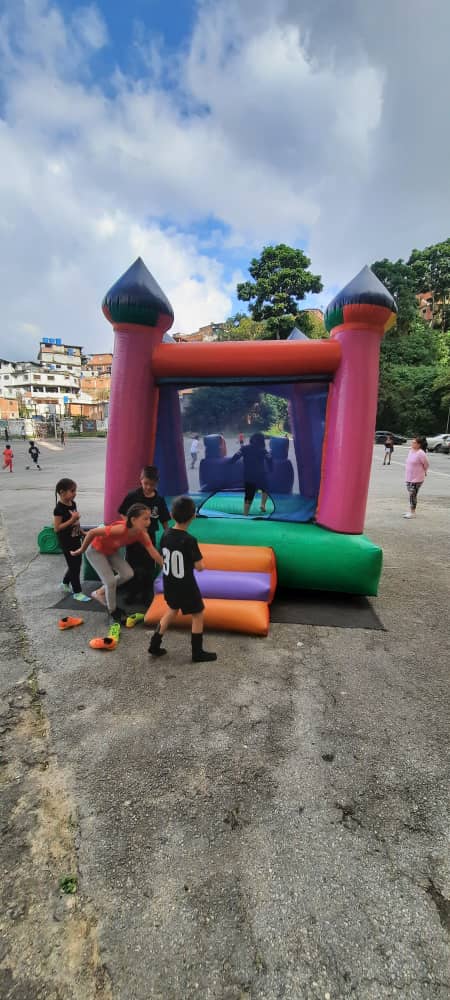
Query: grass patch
[[59, 875, 78, 894]]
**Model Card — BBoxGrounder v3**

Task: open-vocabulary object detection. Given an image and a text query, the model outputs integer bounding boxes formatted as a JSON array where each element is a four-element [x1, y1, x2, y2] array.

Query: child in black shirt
[[53, 478, 90, 601], [118, 465, 170, 604], [27, 441, 41, 470], [148, 496, 217, 662]]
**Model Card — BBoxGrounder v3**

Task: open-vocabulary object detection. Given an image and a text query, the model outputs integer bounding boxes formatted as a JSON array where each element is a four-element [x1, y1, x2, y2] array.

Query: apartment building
[[0, 338, 87, 416], [38, 338, 84, 371], [79, 353, 112, 400], [0, 395, 19, 420], [85, 353, 113, 374]]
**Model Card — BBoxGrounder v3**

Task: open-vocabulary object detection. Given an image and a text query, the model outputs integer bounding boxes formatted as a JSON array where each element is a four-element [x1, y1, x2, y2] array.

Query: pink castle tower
[[102, 258, 174, 522], [316, 266, 397, 534]]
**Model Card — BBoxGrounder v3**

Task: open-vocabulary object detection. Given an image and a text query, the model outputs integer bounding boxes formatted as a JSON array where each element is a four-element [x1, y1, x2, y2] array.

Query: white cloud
[[71, 5, 109, 50], [0, 0, 448, 360]]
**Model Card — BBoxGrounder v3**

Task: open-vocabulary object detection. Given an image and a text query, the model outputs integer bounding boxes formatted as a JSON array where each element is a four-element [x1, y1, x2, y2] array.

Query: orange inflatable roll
[[144, 594, 269, 636], [152, 340, 341, 379], [198, 543, 277, 602]]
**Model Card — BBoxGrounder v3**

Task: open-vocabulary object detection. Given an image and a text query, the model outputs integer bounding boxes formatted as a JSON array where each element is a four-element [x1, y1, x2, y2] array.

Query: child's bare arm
[[194, 559, 205, 572], [143, 538, 164, 566], [70, 526, 106, 555]]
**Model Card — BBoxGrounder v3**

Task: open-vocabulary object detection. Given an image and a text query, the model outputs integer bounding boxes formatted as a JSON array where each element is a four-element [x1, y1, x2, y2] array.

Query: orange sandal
[[58, 616, 84, 630]]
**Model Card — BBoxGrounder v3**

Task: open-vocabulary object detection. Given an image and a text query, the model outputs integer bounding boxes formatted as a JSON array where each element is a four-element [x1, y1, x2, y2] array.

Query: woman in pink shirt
[[404, 437, 429, 518]]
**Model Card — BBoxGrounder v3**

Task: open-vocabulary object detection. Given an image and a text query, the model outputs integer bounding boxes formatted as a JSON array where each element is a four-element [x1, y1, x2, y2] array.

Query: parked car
[[374, 430, 407, 445], [426, 433, 450, 452]]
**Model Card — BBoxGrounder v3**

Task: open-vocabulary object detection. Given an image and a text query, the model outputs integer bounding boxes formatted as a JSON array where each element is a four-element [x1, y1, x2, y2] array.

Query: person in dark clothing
[[148, 496, 216, 662], [118, 465, 170, 604], [27, 441, 41, 470], [230, 432, 272, 515], [383, 434, 394, 465], [53, 478, 90, 601]]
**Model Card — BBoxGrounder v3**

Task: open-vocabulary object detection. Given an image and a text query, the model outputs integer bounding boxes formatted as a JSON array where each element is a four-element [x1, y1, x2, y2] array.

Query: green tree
[[377, 364, 443, 436], [408, 239, 450, 330], [295, 309, 327, 339], [236, 244, 323, 340], [183, 387, 289, 434], [380, 317, 439, 365], [216, 314, 268, 341], [183, 386, 259, 433]]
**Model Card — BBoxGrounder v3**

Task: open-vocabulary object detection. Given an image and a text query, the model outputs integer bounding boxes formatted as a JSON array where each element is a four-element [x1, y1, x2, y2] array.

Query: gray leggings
[[86, 545, 134, 612]]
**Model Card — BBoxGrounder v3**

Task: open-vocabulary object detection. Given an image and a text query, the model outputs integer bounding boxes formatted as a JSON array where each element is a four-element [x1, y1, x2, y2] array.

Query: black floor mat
[[270, 588, 384, 630], [52, 586, 383, 630], [50, 582, 150, 615]]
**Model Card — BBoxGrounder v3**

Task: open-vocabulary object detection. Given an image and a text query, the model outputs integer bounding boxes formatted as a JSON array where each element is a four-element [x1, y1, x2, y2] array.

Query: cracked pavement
[[0, 438, 449, 999]]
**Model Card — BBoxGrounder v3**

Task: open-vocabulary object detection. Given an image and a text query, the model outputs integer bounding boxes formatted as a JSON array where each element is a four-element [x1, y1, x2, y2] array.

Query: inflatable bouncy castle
[[102, 258, 397, 597]]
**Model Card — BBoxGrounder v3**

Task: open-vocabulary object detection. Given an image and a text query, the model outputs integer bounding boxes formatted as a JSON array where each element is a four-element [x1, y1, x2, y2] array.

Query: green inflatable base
[[189, 517, 382, 596]]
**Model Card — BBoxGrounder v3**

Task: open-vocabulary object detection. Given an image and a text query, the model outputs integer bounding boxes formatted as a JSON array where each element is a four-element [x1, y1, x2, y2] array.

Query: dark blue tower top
[[102, 257, 174, 328]]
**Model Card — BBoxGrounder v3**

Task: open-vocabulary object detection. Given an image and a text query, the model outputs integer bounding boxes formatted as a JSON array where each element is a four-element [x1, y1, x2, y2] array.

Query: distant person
[[230, 431, 273, 515], [238, 432, 244, 446], [404, 436, 429, 518], [118, 465, 170, 605], [148, 495, 217, 662], [21, 424, 26, 441], [26, 441, 41, 470], [4, 426, 9, 442], [2, 443, 13, 472], [71, 504, 163, 625], [60, 428, 65, 447], [190, 435, 200, 469], [383, 434, 394, 466], [53, 478, 90, 602]]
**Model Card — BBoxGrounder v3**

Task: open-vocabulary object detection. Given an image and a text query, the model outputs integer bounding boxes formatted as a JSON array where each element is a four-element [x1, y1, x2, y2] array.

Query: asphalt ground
[[1, 437, 449, 1000]]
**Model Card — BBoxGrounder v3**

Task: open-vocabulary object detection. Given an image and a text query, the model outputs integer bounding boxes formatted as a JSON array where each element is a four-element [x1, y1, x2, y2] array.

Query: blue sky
[[0, 0, 448, 358]]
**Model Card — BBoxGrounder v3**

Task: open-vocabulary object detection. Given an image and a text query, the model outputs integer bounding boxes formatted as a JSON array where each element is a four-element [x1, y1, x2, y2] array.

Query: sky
[[0, 0, 449, 360]]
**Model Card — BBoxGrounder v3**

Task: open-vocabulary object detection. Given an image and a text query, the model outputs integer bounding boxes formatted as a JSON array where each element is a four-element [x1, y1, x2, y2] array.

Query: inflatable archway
[[101, 258, 397, 595]]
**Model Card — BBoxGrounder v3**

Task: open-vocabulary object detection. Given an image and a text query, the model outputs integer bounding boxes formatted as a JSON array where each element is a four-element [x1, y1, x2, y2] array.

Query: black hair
[[55, 477, 76, 502], [141, 465, 159, 481], [171, 496, 196, 524], [125, 502, 150, 527], [417, 435, 428, 451], [249, 432, 266, 450]]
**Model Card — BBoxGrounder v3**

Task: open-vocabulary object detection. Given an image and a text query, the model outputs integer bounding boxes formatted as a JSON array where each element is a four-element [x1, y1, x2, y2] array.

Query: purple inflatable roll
[[154, 569, 272, 602]]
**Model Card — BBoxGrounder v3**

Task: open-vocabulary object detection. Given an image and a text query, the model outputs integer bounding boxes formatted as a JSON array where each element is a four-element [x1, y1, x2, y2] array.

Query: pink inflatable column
[[102, 258, 174, 523], [316, 266, 397, 534]]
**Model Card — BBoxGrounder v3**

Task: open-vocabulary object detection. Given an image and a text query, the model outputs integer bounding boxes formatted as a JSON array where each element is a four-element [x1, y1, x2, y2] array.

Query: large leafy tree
[[377, 318, 450, 433], [408, 239, 450, 330], [236, 244, 323, 340], [183, 386, 289, 434]]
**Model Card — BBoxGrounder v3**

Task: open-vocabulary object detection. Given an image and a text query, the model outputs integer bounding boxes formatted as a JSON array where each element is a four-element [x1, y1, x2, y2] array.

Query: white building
[[0, 339, 90, 416]]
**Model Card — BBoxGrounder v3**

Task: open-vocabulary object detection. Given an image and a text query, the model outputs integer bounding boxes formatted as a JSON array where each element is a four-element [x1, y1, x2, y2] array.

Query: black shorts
[[244, 481, 265, 504], [164, 583, 204, 616]]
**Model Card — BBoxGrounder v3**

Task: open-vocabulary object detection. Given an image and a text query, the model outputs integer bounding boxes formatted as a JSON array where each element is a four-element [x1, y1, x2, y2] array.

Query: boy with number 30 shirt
[[148, 496, 217, 663]]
